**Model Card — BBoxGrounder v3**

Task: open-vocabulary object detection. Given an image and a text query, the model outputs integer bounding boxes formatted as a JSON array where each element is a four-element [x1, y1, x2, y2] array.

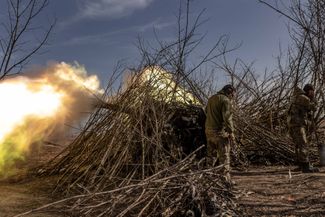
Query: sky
[[0, 0, 292, 87]]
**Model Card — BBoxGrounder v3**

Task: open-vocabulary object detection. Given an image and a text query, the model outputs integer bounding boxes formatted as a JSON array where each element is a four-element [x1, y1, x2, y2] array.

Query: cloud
[[59, 18, 175, 46], [59, 0, 155, 29], [138, 19, 175, 32], [80, 0, 155, 19]]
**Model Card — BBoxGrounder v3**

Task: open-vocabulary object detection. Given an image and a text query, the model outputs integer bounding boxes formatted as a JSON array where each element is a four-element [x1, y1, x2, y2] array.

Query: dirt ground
[[0, 143, 69, 217], [0, 177, 68, 217], [233, 166, 325, 217], [1, 143, 325, 217]]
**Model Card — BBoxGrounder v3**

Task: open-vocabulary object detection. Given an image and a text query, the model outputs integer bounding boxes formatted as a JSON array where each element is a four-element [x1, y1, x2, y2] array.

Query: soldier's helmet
[[303, 84, 314, 92], [222, 84, 236, 94]]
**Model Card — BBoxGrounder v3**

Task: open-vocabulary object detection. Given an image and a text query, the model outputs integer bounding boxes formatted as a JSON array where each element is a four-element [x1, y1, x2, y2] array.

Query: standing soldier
[[288, 84, 319, 173], [205, 84, 235, 179]]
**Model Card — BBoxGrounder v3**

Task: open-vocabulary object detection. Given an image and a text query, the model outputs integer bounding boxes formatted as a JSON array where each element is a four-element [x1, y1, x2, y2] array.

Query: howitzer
[[95, 98, 207, 158], [94, 98, 133, 114]]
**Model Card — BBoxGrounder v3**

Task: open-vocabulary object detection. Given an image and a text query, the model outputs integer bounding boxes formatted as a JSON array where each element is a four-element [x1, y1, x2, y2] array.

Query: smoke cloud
[[0, 62, 103, 174]]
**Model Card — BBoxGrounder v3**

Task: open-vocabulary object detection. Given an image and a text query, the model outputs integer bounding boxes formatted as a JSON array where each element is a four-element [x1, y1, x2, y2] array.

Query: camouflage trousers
[[205, 129, 230, 173], [289, 126, 309, 164]]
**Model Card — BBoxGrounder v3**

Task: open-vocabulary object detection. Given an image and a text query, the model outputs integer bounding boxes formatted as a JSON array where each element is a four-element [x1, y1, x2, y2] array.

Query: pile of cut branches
[[234, 114, 295, 165], [37, 65, 238, 217], [66, 155, 237, 217], [44, 66, 206, 189]]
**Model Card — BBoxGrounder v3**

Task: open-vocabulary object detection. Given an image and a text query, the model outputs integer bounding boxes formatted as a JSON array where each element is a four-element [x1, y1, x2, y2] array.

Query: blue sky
[[0, 0, 292, 86]]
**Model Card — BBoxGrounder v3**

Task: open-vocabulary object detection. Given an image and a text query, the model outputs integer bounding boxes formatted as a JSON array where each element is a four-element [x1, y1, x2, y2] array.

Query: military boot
[[300, 162, 320, 173]]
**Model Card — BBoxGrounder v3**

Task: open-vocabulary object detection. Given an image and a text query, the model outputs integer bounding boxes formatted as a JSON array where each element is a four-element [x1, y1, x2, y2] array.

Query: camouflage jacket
[[205, 90, 234, 134], [288, 88, 317, 127]]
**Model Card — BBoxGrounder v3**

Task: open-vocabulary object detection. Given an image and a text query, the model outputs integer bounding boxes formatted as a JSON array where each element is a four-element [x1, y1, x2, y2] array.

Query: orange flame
[[0, 62, 103, 174]]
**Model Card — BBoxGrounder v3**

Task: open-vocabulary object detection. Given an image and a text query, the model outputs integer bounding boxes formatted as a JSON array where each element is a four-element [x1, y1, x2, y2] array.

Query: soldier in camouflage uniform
[[205, 84, 235, 176], [288, 84, 319, 173]]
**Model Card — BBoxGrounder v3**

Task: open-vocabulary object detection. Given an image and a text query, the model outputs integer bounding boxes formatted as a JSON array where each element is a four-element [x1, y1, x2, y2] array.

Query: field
[[1, 142, 324, 217]]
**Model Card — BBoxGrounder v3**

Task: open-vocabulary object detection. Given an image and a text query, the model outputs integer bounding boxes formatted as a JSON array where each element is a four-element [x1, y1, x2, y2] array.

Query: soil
[[1, 143, 325, 217], [0, 177, 68, 217], [233, 166, 325, 217], [0, 143, 70, 217]]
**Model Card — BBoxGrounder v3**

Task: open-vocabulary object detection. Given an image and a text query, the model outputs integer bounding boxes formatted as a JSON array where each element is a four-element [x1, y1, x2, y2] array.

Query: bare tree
[[211, 0, 325, 165], [0, 0, 55, 80], [258, 0, 325, 124]]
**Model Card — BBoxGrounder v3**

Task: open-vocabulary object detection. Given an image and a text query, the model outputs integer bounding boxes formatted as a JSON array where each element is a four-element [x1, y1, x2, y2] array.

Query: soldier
[[205, 84, 235, 178], [287, 84, 319, 173]]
